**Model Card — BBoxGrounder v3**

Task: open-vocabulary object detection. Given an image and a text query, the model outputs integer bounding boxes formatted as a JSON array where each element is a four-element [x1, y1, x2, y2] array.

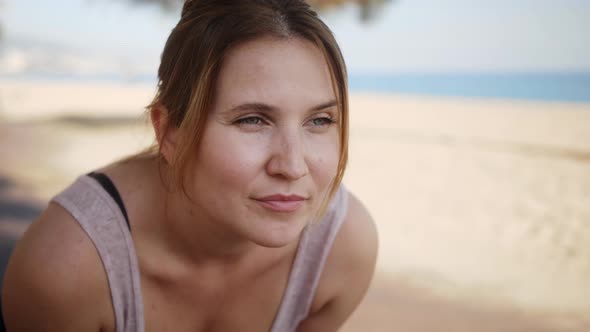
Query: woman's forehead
[[213, 36, 336, 110]]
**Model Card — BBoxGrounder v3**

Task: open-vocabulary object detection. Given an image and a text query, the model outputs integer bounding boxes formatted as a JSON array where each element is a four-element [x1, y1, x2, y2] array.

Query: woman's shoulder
[[334, 191, 378, 272], [299, 191, 378, 330], [323, 190, 378, 301], [96, 155, 160, 206], [2, 202, 114, 331]]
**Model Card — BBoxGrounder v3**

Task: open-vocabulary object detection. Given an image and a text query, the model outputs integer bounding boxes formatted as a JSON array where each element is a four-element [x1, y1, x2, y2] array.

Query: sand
[[1, 80, 590, 331], [345, 94, 590, 331]]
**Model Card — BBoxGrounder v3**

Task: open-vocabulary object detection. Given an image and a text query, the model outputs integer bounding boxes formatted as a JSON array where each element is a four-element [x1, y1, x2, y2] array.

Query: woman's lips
[[253, 194, 307, 212]]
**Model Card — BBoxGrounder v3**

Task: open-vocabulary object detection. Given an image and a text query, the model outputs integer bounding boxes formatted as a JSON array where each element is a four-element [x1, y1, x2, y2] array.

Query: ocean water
[[348, 72, 590, 103]]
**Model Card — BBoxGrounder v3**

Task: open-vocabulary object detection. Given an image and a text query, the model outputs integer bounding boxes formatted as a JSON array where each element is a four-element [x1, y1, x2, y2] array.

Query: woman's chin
[[248, 218, 308, 248]]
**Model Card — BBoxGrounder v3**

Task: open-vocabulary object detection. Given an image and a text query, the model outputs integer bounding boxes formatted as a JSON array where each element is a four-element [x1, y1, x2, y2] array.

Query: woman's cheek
[[231, 147, 267, 178], [308, 136, 340, 186], [198, 131, 268, 185]]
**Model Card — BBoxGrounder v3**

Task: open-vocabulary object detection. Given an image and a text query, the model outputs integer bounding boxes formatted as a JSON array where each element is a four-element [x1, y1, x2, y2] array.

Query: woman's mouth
[[253, 194, 307, 212]]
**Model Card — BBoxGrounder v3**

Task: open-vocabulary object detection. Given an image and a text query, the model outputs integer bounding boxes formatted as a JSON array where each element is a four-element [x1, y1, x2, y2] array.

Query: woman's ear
[[150, 104, 178, 164]]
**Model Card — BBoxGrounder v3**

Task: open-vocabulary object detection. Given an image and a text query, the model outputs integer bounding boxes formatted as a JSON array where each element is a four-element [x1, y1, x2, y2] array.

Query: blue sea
[[5, 72, 590, 103], [348, 72, 590, 103]]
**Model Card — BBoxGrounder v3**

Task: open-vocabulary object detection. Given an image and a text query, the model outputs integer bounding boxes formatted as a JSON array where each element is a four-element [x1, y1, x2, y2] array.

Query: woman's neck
[[141, 170, 293, 274]]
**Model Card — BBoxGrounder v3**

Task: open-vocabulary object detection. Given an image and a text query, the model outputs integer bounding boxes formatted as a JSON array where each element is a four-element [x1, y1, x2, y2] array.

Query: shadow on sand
[[0, 176, 42, 283]]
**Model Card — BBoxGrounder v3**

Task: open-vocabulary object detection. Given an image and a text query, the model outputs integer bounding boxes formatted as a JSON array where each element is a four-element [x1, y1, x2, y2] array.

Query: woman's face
[[186, 36, 340, 248]]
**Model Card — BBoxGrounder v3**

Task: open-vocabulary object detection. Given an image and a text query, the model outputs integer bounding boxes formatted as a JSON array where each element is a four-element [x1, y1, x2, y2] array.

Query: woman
[[2, 1, 377, 331]]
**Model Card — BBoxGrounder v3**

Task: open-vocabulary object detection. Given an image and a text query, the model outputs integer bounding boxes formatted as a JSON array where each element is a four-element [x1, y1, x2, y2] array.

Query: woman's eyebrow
[[226, 102, 277, 114], [310, 100, 338, 111], [225, 100, 338, 114]]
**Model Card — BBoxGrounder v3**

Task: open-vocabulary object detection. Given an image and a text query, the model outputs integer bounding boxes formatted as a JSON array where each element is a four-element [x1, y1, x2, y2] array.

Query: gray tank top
[[52, 174, 349, 332]]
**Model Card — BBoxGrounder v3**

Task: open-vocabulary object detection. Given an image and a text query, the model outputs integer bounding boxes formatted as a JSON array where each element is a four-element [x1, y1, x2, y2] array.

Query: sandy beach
[[1, 80, 590, 331]]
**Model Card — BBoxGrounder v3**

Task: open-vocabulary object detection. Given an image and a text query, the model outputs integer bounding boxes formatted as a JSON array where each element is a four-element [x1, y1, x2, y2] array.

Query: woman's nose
[[266, 131, 309, 180]]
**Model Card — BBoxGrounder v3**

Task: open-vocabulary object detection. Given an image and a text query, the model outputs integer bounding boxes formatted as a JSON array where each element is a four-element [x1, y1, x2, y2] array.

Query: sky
[[1, 0, 590, 78]]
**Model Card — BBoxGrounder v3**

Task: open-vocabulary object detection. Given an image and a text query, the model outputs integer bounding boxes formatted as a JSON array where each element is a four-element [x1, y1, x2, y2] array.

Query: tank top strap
[[270, 185, 349, 332], [52, 175, 144, 332]]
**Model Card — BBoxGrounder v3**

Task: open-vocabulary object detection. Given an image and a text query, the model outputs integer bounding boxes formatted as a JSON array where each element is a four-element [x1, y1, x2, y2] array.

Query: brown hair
[[146, 0, 349, 215]]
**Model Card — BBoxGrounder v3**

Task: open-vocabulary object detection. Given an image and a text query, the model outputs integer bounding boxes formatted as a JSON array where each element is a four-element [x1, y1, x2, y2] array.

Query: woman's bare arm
[[2, 203, 113, 331]]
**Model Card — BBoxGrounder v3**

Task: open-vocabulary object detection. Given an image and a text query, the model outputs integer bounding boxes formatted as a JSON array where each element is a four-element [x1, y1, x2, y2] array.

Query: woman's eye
[[236, 116, 264, 126], [309, 117, 335, 127]]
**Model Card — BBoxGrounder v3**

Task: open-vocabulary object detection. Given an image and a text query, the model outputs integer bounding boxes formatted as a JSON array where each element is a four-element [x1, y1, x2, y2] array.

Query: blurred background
[[1, 0, 590, 331]]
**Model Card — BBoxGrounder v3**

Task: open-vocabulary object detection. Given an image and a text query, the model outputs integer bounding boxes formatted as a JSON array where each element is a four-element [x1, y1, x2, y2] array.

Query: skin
[[2, 36, 378, 332]]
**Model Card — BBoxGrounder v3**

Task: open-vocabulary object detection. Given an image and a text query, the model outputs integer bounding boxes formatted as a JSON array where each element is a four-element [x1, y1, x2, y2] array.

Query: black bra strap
[[87, 172, 131, 232]]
